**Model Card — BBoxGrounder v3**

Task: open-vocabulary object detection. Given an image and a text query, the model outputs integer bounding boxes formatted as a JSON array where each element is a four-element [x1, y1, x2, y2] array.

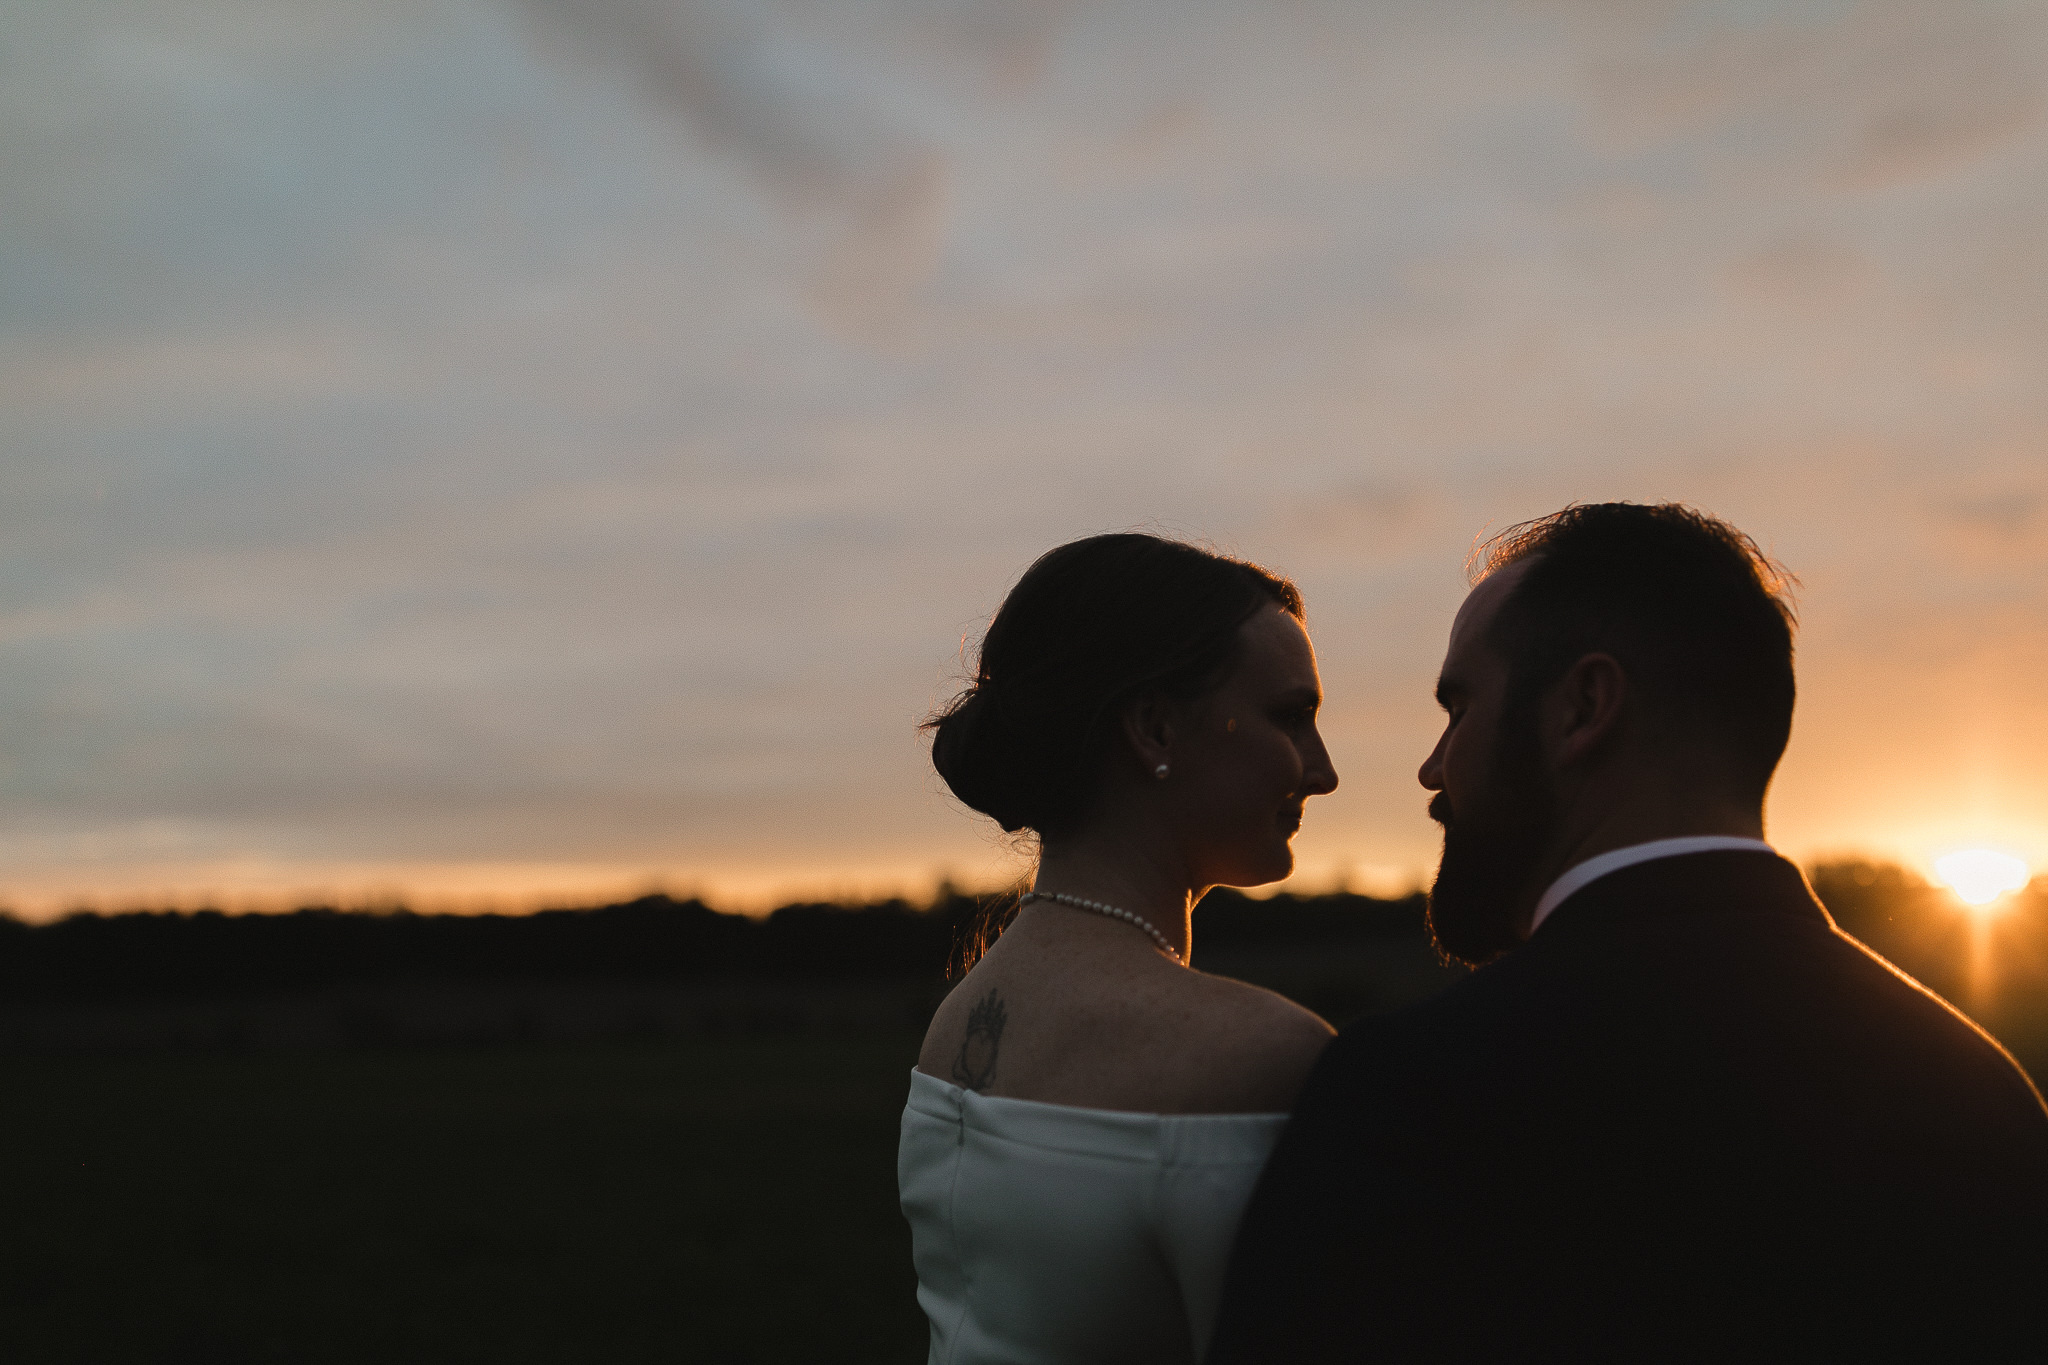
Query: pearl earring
[[1154, 763, 1170, 779]]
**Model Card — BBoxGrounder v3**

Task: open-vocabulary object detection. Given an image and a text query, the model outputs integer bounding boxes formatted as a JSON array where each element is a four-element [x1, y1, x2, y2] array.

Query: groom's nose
[[1419, 729, 1447, 791]]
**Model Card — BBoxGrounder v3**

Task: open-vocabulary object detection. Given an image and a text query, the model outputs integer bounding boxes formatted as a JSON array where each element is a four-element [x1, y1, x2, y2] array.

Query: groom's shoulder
[[1310, 955, 1532, 1090], [1334, 919, 1569, 1048], [1272, 962, 1552, 1149], [1305, 871, 2048, 1138]]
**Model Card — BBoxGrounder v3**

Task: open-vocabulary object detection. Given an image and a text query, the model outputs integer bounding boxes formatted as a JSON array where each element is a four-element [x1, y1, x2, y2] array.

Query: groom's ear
[[1547, 652, 1630, 770]]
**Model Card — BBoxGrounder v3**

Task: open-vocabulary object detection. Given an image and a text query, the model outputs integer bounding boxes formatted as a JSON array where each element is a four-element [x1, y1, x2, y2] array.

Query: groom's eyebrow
[[1435, 676, 1464, 709]]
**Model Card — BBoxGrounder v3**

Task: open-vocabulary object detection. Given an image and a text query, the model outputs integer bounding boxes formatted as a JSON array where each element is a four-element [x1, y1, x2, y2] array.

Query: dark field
[[6, 871, 2047, 1363], [2, 1034, 931, 1364]]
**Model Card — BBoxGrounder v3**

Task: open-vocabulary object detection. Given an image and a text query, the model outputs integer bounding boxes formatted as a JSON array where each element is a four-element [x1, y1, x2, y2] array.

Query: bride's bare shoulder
[[1166, 970, 1335, 1112]]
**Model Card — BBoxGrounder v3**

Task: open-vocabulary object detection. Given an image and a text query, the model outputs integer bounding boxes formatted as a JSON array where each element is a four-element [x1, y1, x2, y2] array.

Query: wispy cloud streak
[[1, 0, 2045, 915]]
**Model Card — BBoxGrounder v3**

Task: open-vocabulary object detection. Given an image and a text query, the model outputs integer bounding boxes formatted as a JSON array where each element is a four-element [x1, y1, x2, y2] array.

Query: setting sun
[[1934, 850, 2032, 908]]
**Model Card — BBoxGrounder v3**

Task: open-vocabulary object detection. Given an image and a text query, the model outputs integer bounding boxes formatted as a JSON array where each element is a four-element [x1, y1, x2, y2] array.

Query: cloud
[[515, 0, 964, 329], [517, 0, 887, 200], [1844, 91, 2044, 189], [1581, 0, 2048, 187], [3, 0, 2048, 914], [1933, 488, 2048, 567], [1727, 239, 1872, 306], [810, 148, 953, 332], [1280, 479, 1450, 562]]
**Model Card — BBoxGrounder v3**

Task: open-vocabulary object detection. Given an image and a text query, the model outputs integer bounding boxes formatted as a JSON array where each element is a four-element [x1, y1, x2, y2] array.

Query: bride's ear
[[1118, 691, 1176, 779]]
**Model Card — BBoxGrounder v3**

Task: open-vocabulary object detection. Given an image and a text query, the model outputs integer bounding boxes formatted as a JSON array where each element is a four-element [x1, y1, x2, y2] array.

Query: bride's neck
[[1031, 835, 1197, 960]]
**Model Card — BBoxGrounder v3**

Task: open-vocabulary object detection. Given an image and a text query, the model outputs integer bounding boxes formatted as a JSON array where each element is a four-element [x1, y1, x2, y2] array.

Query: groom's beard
[[1426, 718, 1558, 966]]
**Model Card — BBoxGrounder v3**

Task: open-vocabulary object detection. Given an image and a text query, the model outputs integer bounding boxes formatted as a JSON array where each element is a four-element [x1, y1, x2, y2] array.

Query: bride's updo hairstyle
[[928, 533, 1303, 839]]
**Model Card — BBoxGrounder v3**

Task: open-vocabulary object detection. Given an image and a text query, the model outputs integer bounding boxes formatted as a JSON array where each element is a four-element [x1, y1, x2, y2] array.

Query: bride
[[899, 533, 1341, 1363]]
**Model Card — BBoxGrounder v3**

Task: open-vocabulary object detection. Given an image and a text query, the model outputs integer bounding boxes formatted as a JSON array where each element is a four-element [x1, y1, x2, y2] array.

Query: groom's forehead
[[1448, 559, 1532, 660]]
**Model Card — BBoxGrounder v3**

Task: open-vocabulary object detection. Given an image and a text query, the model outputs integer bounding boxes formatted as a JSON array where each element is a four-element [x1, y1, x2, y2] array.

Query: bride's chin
[[1212, 851, 1292, 890]]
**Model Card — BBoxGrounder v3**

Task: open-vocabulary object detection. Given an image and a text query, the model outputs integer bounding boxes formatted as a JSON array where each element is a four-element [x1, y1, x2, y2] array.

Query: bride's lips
[[1280, 807, 1304, 835]]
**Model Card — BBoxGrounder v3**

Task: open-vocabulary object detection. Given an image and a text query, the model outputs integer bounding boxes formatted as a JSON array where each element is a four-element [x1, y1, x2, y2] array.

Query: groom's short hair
[[1476, 503, 1797, 801]]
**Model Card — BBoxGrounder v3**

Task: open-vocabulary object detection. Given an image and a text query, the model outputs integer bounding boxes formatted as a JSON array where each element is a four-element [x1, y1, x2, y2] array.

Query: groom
[[1208, 503, 2048, 1361]]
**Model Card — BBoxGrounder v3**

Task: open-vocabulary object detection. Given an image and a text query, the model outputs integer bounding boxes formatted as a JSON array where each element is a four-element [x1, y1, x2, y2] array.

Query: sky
[[4, 0, 2047, 918]]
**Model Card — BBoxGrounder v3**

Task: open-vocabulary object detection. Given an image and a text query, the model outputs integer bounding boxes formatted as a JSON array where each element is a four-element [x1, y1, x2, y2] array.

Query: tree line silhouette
[[0, 887, 1432, 1005], [5, 863, 2043, 1066]]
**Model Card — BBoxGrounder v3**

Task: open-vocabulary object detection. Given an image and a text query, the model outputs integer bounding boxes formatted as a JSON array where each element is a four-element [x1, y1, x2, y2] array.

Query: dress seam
[[939, 1113, 971, 1364], [1145, 1150, 1199, 1361]]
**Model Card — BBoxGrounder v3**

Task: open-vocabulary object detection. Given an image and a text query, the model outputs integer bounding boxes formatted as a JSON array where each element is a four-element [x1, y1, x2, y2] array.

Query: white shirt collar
[[1528, 836, 1779, 935]]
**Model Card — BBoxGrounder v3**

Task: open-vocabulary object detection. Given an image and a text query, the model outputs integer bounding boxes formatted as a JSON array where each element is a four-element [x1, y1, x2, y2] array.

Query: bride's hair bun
[[926, 533, 1301, 837], [927, 683, 1032, 832]]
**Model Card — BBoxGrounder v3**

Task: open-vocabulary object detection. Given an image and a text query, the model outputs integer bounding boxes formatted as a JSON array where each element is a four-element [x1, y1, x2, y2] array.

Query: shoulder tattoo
[[952, 988, 1007, 1093]]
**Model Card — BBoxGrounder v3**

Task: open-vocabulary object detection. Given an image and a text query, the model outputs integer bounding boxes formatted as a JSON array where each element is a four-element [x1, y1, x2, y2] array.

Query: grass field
[[8, 879, 2046, 1365], [2, 1034, 930, 1364]]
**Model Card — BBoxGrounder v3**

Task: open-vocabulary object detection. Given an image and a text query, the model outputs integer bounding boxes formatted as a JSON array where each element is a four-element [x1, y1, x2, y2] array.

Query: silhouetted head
[[1420, 503, 1797, 964], [928, 533, 1335, 886]]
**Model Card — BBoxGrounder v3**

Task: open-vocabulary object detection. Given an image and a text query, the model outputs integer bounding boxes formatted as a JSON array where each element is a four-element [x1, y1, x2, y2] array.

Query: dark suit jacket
[[1207, 851, 2048, 1362]]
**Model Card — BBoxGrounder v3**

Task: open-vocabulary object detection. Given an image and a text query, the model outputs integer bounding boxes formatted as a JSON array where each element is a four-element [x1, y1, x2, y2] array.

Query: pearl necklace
[[1020, 890, 1185, 966]]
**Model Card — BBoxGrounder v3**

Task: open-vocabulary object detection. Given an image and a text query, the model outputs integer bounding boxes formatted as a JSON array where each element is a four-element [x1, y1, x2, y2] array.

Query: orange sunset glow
[[3, 1, 2047, 920]]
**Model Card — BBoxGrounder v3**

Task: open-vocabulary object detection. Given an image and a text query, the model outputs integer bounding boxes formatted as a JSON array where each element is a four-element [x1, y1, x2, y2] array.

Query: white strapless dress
[[897, 1069, 1288, 1364]]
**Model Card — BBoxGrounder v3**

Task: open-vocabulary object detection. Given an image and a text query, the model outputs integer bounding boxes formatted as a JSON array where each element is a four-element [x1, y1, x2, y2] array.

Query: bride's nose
[[1301, 732, 1338, 796]]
